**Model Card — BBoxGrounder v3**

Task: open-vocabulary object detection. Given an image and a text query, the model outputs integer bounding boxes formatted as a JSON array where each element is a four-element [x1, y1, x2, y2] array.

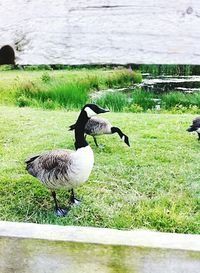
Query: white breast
[[69, 146, 94, 187]]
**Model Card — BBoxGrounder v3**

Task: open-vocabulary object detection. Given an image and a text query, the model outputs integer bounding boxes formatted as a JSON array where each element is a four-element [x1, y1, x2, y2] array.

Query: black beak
[[126, 138, 130, 147], [125, 135, 130, 147], [98, 107, 110, 114], [187, 127, 194, 132]]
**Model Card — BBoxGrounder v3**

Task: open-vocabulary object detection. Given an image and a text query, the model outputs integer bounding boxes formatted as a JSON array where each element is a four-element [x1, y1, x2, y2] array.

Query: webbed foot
[[55, 207, 69, 217]]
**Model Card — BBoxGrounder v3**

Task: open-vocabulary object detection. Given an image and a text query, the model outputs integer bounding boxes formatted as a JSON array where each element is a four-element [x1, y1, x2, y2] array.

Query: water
[[140, 75, 200, 93], [91, 75, 200, 103]]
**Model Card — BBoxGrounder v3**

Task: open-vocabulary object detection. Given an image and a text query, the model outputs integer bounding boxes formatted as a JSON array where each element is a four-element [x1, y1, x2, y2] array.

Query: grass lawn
[[0, 106, 199, 234], [0, 68, 114, 86]]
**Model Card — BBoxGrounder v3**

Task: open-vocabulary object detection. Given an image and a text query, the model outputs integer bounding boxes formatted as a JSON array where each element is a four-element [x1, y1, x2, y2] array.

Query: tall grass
[[162, 91, 200, 108], [135, 64, 193, 76], [104, 70, 142, 88], [94, 88, 200, 113], [96, 92, 129, 112], [15, 69, 142, 110], [132, 89, 155, 110], [16, 80, 90, 109], [126, 89, 200, 113]]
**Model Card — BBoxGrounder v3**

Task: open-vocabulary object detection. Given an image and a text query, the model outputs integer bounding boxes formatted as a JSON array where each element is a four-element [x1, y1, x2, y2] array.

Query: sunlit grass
[[96, 92, 128, 112], [0, 69, 142, 109], [0, 106, 199, 233]]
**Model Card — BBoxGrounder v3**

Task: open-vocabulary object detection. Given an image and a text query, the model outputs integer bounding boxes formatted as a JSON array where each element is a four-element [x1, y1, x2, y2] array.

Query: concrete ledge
[[0, 221, 200, 252]]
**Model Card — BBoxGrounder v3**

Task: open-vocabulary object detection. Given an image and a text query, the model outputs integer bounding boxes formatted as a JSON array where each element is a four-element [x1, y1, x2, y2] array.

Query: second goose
[[69, 116, 130, 147]]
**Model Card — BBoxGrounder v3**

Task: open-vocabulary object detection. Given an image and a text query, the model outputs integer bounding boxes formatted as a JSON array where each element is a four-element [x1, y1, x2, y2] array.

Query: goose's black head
[[187, 117, 200, 133], [122, 134, 130, 147], [74, 104, 109, 150], [82, 104, 109, 118], [187, 126, 197, 132]]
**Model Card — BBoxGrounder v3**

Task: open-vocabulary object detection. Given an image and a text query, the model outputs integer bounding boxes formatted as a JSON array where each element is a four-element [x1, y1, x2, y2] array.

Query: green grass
[[0, 106, 199, 233], [0, 68, 142, 109], [131, 89, 155, 110], [16, 80, 90, 109], [95, 89, 200, 114], [136, 64, 193, 76], [161, 91, 200, 108], [96, 92, 129, 112]]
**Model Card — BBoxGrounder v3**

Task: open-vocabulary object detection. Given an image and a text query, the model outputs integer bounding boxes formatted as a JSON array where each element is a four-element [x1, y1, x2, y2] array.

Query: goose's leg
[[93, 136, 99, 147], [93, 136, 105, 148], [198, 133, 200, 141], [70, 189, 81, 205], [51, 191, 68, 217]]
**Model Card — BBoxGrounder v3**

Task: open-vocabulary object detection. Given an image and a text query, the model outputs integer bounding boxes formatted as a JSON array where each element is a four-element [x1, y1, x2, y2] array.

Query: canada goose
[[187, 117, 200, 141], [25, 104, 109, 216], [69, 116, 130, 147]]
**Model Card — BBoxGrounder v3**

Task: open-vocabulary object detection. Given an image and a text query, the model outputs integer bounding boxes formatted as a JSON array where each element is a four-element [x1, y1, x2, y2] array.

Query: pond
[[93, 75, 200, 98], [141, 75, 200, 93], [91, 74, 200, 111]]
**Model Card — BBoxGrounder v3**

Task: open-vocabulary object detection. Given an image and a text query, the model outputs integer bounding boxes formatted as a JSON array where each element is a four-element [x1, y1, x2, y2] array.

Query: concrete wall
[[0, 221, 200, 273], [0, 0, 200, 64]]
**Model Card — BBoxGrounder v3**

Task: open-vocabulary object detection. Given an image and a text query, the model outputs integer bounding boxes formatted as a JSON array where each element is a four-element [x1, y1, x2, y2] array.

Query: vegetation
[[2, 64, 200, 75], [0, 67, 199, 233], [0, 106, 199, 233], [1, 67, 200, 114], [94, 89, 200, 114], [161, 91, 200, 109], [0, 68, 142, 109], [132, 64, 198, 76], [96, 92, 128, 112], [16, 80, 90, 109]]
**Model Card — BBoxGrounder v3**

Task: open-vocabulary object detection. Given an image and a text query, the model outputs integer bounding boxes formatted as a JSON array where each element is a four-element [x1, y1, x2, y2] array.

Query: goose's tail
[[25, 155, 40, 177], [69, 123, 76, 131]]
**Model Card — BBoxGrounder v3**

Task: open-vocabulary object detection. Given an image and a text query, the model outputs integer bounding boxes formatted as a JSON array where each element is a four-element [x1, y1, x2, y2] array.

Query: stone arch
[[0, 45, 15, 65]]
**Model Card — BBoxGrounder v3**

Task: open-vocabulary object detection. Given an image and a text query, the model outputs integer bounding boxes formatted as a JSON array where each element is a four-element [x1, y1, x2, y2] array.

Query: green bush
[[16, 95, 32, 107], [42, 99, 60, 110], [132, 89, 155, 110], [14, 69, 142, 110], [0, 65, 13, 71], [161, 91, 200, 109], [17, 80, 90, 110], [86, 75, 100, 90], [167, 104, 200, 114], [104, 70, 142, 88], [41, 72, 52, 83], [132, 71, 143, 83], [137, 64, 193, 76], [23, 65, 52, 71], [96, 92, 128, 112], [124, 103, 143, 113]]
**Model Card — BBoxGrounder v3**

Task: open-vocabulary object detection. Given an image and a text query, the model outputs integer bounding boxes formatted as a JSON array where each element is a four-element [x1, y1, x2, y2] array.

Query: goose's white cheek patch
[[196, 128, 200, 133], [122, 135, 125, 142], [85, 107, 96, 118]]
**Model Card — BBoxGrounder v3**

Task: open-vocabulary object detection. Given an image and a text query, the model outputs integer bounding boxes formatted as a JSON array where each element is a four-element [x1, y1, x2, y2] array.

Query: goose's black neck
[[74, 110, 89, 150]]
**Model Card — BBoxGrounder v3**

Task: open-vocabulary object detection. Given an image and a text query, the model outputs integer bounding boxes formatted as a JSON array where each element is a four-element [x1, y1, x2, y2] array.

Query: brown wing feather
[[26, 149, 73, 179]]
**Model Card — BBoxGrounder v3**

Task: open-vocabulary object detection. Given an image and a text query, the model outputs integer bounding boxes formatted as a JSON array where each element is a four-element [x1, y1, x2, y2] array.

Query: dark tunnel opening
[[0, 45, 15, 65]]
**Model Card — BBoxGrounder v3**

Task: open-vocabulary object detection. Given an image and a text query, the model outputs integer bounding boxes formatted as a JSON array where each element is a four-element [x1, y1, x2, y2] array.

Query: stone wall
[[0, 0, 200, 64]]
